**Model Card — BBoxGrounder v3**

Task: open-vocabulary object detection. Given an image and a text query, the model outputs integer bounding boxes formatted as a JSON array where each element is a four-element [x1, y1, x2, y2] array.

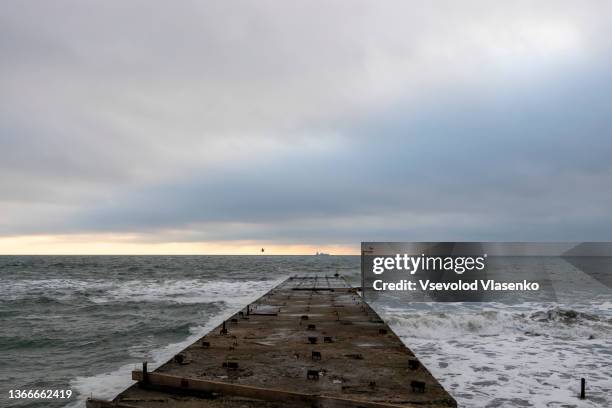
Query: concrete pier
[[87, 275, 456, 407]]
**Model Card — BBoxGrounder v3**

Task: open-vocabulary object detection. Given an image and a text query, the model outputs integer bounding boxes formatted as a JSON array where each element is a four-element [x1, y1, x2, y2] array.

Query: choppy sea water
[[1, 256, 610, 407]]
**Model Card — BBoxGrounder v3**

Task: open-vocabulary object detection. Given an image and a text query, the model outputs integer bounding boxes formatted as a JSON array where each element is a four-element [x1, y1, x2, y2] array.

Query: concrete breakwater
[[87, 275, 456, 407]]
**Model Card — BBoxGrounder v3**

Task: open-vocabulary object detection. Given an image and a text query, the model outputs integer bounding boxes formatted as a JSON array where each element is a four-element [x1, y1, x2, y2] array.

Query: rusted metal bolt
[[307, 370, 319, 381], [410, 380, 426, 393], [222, 361, 239, 370], [202, 341, 210, 348]]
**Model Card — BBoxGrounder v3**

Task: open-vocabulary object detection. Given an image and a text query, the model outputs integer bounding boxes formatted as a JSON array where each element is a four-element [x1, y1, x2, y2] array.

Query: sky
[[1, 1, 612, 254]]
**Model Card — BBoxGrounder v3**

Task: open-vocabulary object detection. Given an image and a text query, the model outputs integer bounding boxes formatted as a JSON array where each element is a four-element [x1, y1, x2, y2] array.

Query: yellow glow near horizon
[[0, 234, 359, 255]]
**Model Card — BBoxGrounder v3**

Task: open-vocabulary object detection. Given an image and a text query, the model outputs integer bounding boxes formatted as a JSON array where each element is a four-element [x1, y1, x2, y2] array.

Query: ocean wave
[[89, 278, 284, 305], [529, 307, 610, 324], [0, 335, 65, 350], [0, 277, 284, 307], [0, 278, 113, 299], [379, 303, 612, 340]]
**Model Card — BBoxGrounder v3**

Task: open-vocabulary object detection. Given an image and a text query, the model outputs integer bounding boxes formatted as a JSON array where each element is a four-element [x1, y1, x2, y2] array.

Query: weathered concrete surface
[[87, 276, 456, 408]]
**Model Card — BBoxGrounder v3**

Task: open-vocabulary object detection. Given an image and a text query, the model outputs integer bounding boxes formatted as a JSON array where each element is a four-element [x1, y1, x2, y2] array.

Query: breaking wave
[[380, 303, 612, 341], [376, 302, 612, 407], [1, 277, 284, 306]]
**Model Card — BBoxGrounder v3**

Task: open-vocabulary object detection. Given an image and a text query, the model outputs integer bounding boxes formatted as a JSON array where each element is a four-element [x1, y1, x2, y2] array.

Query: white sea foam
[[91, 279, 282, 305], [63, 277, 286, 407], [598, 301, 612, 311], [377, 302, 612, 407]]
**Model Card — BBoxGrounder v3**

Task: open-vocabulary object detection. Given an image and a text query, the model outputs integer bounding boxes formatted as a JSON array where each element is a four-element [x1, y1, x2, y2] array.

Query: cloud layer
[[2, 1, 612, 251]]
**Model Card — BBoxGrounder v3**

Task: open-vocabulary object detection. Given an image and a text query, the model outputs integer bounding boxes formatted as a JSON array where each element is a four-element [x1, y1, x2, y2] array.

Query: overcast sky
[[2, 1, 612, 254]]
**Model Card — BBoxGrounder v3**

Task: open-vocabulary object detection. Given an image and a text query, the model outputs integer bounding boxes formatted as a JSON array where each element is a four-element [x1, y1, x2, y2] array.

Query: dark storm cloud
[[2, 1, 612, 244]]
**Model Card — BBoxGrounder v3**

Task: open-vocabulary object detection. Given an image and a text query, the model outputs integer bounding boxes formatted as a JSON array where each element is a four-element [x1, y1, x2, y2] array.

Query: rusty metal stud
[[222, 361, 239, 370], [307, 370, 319, 381], [201, 341, 210, 348], [410, 380, 426, 393]]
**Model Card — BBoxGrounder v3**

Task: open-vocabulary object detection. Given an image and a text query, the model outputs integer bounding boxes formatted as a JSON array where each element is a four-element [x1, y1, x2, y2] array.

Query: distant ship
[[315, 251, 330, 256]]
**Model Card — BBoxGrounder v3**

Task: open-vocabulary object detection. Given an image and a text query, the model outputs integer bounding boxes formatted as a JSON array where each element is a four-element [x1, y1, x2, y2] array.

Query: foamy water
[[377, 301, 612, 407]]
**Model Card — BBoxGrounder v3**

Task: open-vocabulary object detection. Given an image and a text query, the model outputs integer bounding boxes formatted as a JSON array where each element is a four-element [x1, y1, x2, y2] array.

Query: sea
[[1, 256, 610, 408]]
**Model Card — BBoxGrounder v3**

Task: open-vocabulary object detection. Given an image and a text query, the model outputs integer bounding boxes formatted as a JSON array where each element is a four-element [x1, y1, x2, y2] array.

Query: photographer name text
[[373, 279, 540, 291]]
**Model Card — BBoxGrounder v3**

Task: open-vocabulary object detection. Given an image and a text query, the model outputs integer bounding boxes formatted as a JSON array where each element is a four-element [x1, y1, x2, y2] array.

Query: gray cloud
[[2, 1, 612, 245]]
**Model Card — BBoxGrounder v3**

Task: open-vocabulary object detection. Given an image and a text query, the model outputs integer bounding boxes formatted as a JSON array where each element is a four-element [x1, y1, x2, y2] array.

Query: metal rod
[[361, 248, 365, 302], [142, 361, 148, 383]]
